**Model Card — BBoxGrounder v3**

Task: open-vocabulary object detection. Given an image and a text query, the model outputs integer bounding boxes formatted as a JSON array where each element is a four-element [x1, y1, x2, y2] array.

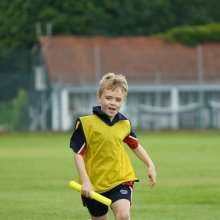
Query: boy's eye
[[116, 98, 122, 102], [104, 96, 123, 102]]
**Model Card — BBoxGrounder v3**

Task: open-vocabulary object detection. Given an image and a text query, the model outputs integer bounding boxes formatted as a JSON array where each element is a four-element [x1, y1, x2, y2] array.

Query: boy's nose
[[110, 100, 116, 106]]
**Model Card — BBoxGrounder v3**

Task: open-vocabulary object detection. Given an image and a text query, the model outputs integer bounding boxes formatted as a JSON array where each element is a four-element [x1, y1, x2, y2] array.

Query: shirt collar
[[93, 106, 127, 126]]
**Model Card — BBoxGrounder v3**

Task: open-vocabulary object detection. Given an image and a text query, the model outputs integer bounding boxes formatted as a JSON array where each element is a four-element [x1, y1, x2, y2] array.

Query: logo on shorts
[[120, 189, 128, 195]]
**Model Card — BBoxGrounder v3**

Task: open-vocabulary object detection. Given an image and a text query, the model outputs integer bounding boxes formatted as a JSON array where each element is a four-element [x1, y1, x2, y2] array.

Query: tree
[[159, 23, 220, 45], [1, 0, 220, 48]]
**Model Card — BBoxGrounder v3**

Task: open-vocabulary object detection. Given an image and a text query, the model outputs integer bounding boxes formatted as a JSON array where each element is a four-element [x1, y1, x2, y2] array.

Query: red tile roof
[[39, 36, 220, 84]]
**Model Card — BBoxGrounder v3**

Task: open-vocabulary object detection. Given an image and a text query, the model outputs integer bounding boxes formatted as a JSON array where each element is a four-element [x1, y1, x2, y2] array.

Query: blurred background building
[[1, 36, 220, 132], [28, 36, 220, 131]]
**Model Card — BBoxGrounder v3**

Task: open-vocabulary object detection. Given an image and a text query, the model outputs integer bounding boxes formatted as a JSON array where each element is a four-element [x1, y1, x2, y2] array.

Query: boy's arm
[[74, 153, 93, 197], [132, 143, 157, 188]]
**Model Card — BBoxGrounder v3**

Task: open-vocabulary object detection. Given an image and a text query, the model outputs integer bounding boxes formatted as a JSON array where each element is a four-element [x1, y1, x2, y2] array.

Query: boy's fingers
[[148, 175, 156, 188]]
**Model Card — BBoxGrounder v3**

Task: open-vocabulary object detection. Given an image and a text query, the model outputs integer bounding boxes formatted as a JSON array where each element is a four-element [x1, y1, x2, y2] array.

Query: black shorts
[[83, 183, 133, 217]]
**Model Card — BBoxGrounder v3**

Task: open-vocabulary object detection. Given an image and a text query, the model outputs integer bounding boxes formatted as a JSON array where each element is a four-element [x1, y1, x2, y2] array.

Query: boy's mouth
[[108, 106, 116, 111], [108, 107, 116, 114]]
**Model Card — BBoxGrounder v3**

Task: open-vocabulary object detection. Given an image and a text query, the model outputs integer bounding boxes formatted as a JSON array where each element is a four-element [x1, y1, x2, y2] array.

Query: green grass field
[[0, 131, 220, 220]]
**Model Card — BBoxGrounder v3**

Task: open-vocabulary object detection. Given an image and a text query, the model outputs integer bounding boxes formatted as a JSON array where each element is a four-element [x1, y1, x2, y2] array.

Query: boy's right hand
[[81, 181, 94, 198]]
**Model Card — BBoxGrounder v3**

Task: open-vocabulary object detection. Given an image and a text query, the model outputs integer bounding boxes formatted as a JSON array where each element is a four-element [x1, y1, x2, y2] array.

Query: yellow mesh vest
[[80, 114, 137, 193]]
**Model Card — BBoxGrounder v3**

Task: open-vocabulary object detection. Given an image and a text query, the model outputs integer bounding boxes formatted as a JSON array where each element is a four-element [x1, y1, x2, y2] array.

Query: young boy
[[70, 73, 156, 220]]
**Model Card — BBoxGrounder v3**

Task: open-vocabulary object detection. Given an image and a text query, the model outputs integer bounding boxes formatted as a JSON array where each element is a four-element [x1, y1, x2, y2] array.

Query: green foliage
[[159, 23, 220, 45], [1, 0, 220, 48], [0, 102, 13, 131], [0, 48, 31, 74], [0, 88, 30, 131], [168, 0, 220, 25], [12, 89, 29, 130]]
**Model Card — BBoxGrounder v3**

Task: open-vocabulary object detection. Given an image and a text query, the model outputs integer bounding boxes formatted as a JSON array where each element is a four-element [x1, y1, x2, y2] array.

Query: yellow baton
[[69, 180, 112, 206]]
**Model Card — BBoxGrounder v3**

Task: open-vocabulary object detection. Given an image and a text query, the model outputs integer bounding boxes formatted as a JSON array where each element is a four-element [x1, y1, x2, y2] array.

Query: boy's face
[[98, 88, 125, 120]]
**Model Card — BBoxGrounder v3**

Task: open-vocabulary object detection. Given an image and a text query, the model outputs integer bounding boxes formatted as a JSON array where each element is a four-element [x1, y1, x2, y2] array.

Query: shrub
[[159, 23, 220, 46], [12, 88, 29, 130]]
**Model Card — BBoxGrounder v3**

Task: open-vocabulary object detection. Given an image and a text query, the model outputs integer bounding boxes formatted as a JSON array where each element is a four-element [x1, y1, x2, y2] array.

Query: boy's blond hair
[[97, 73, 128, 97]]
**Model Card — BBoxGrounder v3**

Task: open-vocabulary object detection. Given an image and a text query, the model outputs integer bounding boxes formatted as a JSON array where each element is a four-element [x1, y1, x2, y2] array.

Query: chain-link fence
[[0, 75, 30, 131], [0, 48, 32, 131]]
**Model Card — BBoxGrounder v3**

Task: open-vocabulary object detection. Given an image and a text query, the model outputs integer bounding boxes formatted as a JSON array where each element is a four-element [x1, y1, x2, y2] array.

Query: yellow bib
[[80, 114, 137, 193]]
